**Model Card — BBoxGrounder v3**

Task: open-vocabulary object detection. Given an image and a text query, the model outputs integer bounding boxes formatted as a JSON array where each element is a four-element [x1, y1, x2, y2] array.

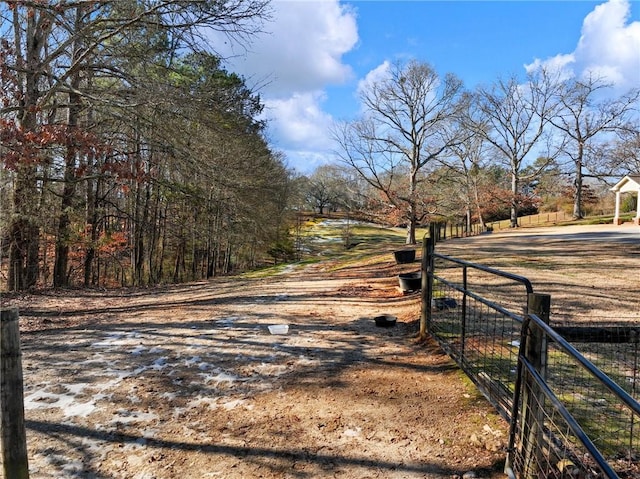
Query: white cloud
[[260, 91, 343, 174], [264, 90, 333, 174], [211, 1, 358, 173], [576, 0, 640, 88], [356, 60, 391, 98], [264, 91, 333, 149], [526, 0, 640, 92], [525, 54, 575, 80], [218, 0, 358, 96]]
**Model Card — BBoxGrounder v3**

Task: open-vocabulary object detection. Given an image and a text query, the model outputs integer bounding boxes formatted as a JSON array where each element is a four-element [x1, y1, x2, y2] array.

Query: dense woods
[[1, 3, 638, 290], [1, 1, 293, 290]]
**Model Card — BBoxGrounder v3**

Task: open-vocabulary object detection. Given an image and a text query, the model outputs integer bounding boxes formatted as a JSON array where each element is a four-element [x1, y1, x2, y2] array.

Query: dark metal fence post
[[520, 293, 551, 479], [420, 225, 436, 339], [631, 330, 638, 455], [1, 309, 29, 479], [461, 265, 468, 358]]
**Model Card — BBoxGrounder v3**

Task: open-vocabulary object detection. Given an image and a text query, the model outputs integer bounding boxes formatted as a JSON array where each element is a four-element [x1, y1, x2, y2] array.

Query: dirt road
[[9, 222, 637, 478], [4, 252, 508, 479]]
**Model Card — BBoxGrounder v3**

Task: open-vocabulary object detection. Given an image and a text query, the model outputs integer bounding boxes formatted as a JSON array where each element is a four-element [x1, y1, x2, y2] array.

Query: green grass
[[298, 219, 410, 257], [244, 218, 417, 279], [490, 211, 636, 230], [250, 211, 631, 280]]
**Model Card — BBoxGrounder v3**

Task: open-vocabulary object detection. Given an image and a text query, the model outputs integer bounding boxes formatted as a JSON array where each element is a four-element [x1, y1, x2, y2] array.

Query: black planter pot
[[393, 249, 416, 264], [374, 314, 397, 327], [398, 271, 422, 292]]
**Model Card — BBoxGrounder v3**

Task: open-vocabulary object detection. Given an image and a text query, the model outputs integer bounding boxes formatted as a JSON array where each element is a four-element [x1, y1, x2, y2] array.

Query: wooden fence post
[[521, 293, 551, 479], [1, 309, 29, 479]]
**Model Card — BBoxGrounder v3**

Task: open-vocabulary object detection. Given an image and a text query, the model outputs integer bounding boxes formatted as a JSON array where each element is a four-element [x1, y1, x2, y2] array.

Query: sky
[[214, 0, 640, 175]]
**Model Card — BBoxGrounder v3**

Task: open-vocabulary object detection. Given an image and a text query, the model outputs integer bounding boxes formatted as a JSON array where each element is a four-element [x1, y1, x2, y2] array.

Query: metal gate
[[420, 234, 640, 478]]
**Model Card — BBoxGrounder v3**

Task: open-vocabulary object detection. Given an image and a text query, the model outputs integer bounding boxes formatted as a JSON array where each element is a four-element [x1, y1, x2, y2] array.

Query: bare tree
[[473, 70, 560, 228], [333, 60, 466, 244], [608, 125, 640, 174], [447, 132, 493, 231], [550, 74, 640, 218], [304, 164, 352, 214]]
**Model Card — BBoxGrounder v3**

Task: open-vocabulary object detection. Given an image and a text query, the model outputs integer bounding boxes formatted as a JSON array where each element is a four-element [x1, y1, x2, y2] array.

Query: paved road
[[490, 222, 640, 244]]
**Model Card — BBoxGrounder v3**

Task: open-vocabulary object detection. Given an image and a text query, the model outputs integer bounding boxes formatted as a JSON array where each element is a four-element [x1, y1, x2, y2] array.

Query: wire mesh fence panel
[[509, 374, 618, 479], [510, 319, 640, 479], [429, 276, 464, 355], [429, 254, 532, 420], [463, 301, 522, 419], [542, 334, 640, 477], [424, 246, 640, 479], [552, 326, 640, 403]]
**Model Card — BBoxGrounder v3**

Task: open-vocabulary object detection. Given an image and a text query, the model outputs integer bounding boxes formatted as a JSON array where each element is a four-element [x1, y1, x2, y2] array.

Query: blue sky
[[215, 0, 640, 174]]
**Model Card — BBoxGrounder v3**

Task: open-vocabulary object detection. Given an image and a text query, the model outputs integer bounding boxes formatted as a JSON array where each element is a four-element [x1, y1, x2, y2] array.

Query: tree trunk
[[173, 234, 185, 283], [147, 184, 161, 284], [83, 172, 99, 287], [473, 183, 485, 229], [53, 6, 85, 288], [573, 149, 584, 219], [465, 207, 472, 235], [8, 8, 44, 291], [406, 166, 418, 244], [510, 170, 519, 228], [406, 214, 417, 245], [190, 222, 198, 281], [224, 241, 232, 274], [157, 204, 168, 282], [8, 167, 40, 291], [132, 182, 143, 286], [52, 176, 74, 287], [206, 224, 214, 279], [53, 105, 80, 287], [133, 179, 151, 286], [7, 211, 26, 291]]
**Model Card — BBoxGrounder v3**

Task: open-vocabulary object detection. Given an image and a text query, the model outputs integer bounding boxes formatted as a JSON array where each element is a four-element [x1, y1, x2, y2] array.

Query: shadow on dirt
[[26, 419, 505, 479], [12, 233, 511, 478]]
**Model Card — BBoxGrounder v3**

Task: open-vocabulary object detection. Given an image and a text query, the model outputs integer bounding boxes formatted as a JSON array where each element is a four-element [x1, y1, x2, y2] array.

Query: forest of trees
[[1, 1, 295, 291], [1, 3, 639, 291]]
